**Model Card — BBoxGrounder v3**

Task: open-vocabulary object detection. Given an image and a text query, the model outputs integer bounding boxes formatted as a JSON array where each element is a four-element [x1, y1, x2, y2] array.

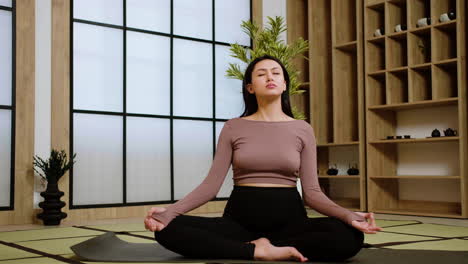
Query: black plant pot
[[37, 182, 67, 225]]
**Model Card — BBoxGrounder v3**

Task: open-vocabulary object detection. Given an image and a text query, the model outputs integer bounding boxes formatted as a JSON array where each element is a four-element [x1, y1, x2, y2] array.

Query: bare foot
[[250, 237, 308, 262]]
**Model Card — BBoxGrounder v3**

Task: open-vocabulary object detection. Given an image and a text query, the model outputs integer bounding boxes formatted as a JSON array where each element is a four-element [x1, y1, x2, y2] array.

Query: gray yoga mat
[[71, 232, 468, 263]]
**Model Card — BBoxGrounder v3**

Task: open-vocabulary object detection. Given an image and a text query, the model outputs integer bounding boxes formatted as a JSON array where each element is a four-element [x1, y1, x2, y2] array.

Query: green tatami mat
[[0, 227, 103, 242], [364, 231, 436, 245], [129, 231, 156, 238], [375, 219, 420, 228], [386, 238, 468, 251], [0, 257, 64, 264], [384, 223, 468, 238], [0, 243, 39, 260], [85, 223, 147, 232]]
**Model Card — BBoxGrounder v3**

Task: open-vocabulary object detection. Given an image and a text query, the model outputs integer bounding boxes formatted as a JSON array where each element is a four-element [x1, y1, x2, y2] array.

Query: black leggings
[[154, 186, 364, 261]]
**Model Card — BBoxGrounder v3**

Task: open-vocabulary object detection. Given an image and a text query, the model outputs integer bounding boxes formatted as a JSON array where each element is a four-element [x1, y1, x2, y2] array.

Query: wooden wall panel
[[0, 0, 35, 226]]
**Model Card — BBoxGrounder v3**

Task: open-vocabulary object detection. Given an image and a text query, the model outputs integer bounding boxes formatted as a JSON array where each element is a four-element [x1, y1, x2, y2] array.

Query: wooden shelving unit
[[308, 0, 366, 212], [364, 0, 467, 218]]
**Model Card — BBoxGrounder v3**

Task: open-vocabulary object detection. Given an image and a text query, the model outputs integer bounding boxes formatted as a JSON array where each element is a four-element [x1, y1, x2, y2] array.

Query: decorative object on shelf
[[440, 11, 456, 22], [444, 128, 458, 136], [431, 128, 441, 137], [386, 135, 412, 140], [417, 39, 427, 57], [347, 164, 359, 175], [417, 17, 431, 27], [373, 28, 384, 37], [226, 16, 309, 120], [33, 149, 76, 225], [326, 164, 338, 175], [394, 24, 407, 32]]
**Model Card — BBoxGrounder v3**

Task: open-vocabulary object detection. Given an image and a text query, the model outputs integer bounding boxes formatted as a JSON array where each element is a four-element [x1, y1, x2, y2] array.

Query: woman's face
[[247, 59, 286, 98]]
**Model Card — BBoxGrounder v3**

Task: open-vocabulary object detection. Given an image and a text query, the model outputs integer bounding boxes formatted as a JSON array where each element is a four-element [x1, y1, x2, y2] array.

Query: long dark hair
[[240, 55, 294, 118]]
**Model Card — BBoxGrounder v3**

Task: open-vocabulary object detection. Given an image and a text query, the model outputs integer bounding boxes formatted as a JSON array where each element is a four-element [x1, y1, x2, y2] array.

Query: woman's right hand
[[144, 207, 166, 232]]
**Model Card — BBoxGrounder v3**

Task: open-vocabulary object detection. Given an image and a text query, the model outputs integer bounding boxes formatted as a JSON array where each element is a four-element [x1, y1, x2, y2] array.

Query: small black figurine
[[431, 128, 441, 137], [347, 164, 359, 175], [327, 164, 338, 175]]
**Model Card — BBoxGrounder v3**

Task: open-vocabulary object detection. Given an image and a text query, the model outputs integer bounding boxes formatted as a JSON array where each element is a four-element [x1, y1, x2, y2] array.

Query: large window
[[0, 0, 15, 210], [71, 0, 251, 207]]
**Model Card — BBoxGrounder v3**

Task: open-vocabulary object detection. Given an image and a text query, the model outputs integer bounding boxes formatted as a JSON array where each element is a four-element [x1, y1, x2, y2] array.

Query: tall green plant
[[226, 16, 309, 120]]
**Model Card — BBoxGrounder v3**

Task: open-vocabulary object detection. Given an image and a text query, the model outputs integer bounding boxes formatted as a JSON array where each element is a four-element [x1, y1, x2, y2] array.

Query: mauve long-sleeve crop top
[[152, 117, 366, 226]]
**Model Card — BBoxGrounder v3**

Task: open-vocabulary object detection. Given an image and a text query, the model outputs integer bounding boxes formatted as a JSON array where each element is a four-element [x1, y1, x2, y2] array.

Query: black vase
[[37, 182, 67, 225]]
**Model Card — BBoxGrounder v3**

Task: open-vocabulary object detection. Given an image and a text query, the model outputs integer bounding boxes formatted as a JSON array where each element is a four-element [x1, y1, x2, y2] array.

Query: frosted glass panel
[[0, 110, 11, 206], [0, 10, 12, 106], [174, 0, 212, 40], [127, 0, 170, 33], [73, 114, 123, 205], [215, 121, 233, 198], [173, 120, 213, 199], [215, 45, 244, 119], [127, 32, 170, 115], [0, 1, 12, 7], [73, 23, 123, 112], [173, 39, 212, 118], [73, 0, 123, 26], [127, 117, 171, 202], [215, 0, 250, 45]]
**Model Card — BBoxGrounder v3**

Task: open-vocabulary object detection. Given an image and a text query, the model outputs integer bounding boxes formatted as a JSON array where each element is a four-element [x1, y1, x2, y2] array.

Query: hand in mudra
[[351, 212, 383, 234], [144, 207, 166, 232]]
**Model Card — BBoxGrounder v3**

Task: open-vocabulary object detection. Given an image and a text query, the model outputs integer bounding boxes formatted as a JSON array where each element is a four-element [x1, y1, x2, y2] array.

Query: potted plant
[[226, 16, 309, 120], [33, 149, 76, 225]]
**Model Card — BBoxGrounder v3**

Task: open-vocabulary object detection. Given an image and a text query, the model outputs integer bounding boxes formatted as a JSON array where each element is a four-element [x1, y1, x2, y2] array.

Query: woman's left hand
[[351, 212, 383, 234]]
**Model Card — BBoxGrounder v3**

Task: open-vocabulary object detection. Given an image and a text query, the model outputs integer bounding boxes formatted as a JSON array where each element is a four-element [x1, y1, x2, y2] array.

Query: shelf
[[367, 73, 386, 106], [434, 19, 456, 30], [410, 62, 431, 70], [433, 58, 457, 66], [433, 61, 458, 99], [408, 29, 431, 65], [332, 0, 356, 44], [330, 197, 361, 211], [334, 41, 357, 52], [319, 175, 360, 179], [387, 34, 408, 68], [370, 175, 460, 180], [373, 207, 462, 218], [367, 41, 386, 72], [387, 0, 407, 35], [433, 23, 457, 61], [299, 82, 310, 90], [408, 0, 430, 30], [367, 97, 458, 111], [431, 0, 457, 28], [387, 69, 408, 104], [317, 141, 360, 147], [409, 65, 432, 102], [369, 136, 459, 144], [367, 35, 385, 44], [363, 0, 466, 220], [387, 31, 407, 40], [366, 2, 385, 39], [387, 66, 408, 73], [368, 69, 386, 77]]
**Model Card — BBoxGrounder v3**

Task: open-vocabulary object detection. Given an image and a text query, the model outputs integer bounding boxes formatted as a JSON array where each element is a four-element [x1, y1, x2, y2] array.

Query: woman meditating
[[144, 55, 382, 262]]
